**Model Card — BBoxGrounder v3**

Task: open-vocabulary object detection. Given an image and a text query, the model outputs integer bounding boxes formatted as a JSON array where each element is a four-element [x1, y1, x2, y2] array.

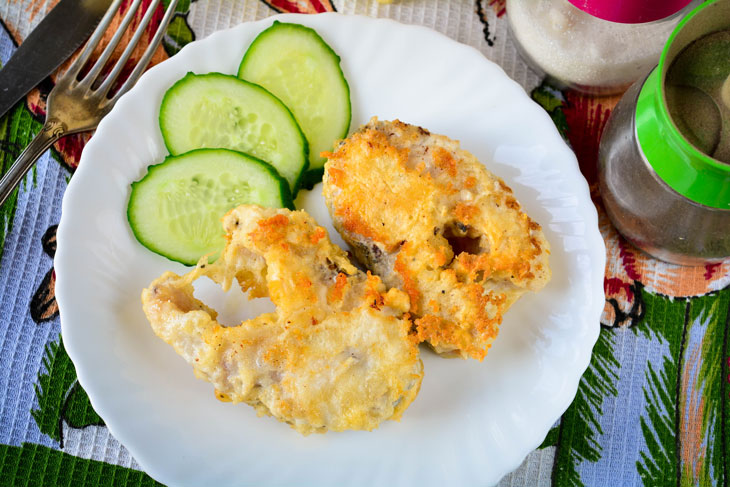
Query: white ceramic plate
[[56, 13, 604, 487]]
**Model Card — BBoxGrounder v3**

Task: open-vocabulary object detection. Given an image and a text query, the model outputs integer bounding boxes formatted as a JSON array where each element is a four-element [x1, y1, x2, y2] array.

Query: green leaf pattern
[[551, 327, 620, 487], [31, 337, 103, 446], [0, 100, 44, 262], [633, 287, 730, 487], [0, 443, 162, 486]]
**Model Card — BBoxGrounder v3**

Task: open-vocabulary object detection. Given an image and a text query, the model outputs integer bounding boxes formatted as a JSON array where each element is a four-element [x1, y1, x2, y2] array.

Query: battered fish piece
[[323, 118, 551, 360], [142, 205, 422, 435]]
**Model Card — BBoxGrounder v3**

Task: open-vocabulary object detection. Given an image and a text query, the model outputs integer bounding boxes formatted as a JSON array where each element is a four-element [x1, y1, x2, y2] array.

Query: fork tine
[[109, 0, 179, 102], [65, 0, 126, 81], [78, 0, 145, 88], [96, 0, 164, 98]]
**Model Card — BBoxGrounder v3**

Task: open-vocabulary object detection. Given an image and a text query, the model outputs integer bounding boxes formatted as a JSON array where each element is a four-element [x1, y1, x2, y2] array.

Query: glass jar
[[506, 0, 699, 94], [598, 0, 730, 265]]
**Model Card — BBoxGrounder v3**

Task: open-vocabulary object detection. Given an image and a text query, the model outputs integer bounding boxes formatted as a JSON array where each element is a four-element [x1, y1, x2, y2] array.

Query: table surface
[[0, 1, 728, 486]]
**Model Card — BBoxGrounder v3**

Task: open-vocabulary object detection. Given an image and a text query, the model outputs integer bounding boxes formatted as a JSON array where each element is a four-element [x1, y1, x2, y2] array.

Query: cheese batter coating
[[323, 119, 551, 360], [142, 205, 422, 434]]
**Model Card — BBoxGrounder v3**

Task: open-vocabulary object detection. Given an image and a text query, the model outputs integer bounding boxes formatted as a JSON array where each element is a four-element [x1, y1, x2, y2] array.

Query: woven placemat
[[0, 1, 728, 485]]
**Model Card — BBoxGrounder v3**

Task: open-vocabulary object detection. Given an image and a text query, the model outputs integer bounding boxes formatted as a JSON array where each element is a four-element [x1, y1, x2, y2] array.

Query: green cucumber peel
[[238, 21, 351, 186], [128, 148, 293, 266], [159, 72, 309, 196]]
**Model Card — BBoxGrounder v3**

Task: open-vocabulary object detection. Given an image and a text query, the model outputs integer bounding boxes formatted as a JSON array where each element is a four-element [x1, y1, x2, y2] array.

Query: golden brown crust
[[323, 118, 551, 360], [142, 205, 423, 434]]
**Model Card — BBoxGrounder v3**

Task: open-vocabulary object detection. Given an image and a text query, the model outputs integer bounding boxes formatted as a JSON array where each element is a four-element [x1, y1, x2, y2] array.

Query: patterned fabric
[[0, 1, 728, 485]]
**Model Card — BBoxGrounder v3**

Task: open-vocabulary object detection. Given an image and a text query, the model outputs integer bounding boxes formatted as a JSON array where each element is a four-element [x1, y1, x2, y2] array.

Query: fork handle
[[0, 117, 66, 207]]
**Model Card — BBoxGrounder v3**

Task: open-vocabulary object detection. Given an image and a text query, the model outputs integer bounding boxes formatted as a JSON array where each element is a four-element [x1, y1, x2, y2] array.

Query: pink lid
[[567, 0, 693, 23]]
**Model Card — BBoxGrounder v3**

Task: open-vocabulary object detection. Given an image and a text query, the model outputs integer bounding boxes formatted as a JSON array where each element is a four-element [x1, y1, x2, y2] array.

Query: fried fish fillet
[[142, 205, 422, 434], [322, 118, 551, 360]]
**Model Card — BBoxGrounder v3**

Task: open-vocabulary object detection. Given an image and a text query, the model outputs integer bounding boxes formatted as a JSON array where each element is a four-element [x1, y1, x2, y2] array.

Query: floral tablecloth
[[0, 0, 728, 485]]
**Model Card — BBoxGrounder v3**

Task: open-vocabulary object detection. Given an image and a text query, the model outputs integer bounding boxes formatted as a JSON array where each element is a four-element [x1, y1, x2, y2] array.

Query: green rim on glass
[[635, 0, 730, 210]]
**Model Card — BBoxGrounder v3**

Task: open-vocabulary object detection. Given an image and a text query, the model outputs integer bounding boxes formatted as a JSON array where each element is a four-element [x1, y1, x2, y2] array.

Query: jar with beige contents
[[506, 0, 700, 94], [598, 0, 730, 265]]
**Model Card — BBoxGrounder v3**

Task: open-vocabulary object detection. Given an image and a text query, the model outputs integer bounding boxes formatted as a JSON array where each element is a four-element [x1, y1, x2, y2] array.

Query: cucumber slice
[[159, 72, 308, 195], [238, 21, 351, 182], [128, 148, 293, 266]]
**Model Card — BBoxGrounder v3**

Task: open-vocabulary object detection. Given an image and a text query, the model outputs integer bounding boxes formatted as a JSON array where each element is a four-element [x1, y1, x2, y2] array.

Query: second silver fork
[[0, 0, 178, 206]]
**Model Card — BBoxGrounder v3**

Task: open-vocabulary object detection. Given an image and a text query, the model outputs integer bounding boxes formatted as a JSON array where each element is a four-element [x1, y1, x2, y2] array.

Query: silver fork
[[0, 0, 178, 206]]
